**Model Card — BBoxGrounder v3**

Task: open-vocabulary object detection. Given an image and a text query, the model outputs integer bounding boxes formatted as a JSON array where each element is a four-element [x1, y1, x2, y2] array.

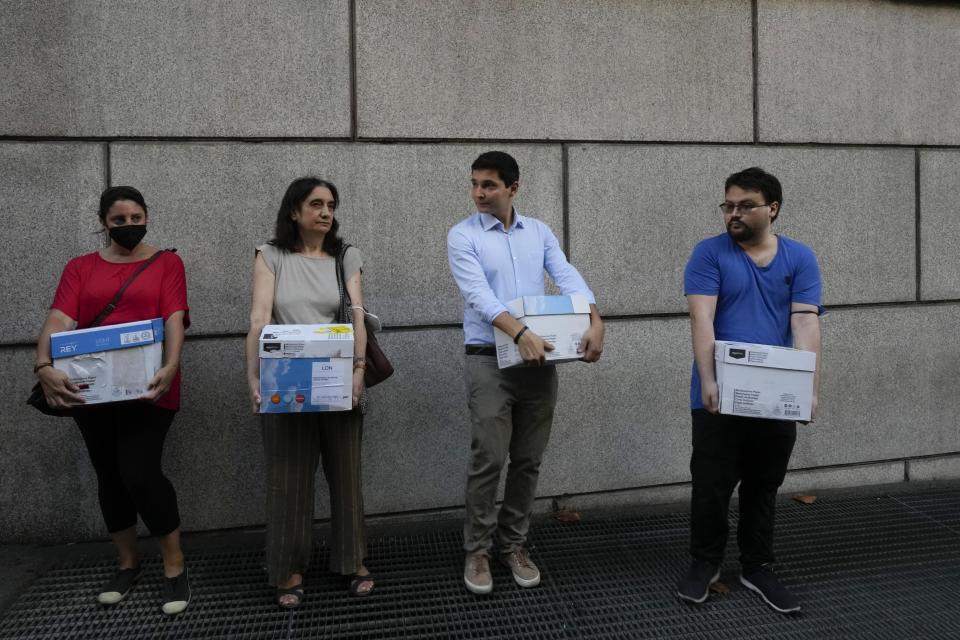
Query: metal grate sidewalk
[[2, 489, 959, 639]]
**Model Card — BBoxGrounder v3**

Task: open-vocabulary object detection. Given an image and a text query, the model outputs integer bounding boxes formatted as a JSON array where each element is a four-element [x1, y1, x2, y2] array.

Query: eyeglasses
[[718, 202, 770, 215]]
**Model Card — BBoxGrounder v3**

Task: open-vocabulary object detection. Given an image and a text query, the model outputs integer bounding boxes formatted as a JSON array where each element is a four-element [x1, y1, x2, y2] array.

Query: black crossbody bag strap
[[88, 249, 169, 328]]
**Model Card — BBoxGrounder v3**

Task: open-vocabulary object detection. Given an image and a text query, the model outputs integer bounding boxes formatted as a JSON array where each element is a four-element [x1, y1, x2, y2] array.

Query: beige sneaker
[[463, 552, 493, 594], [500, 548, 541, 588]]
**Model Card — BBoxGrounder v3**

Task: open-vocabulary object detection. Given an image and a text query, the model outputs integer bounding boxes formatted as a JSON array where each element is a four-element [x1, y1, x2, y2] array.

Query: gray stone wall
[[2, 0, 959, 542]]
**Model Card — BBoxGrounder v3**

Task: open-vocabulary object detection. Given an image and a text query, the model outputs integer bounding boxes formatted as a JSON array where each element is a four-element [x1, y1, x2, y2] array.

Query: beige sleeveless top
[[257, 243, 363, 325]]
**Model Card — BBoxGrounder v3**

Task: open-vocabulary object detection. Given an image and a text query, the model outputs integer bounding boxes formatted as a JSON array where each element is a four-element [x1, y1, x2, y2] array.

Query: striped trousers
[[261, 409, 366, 586]]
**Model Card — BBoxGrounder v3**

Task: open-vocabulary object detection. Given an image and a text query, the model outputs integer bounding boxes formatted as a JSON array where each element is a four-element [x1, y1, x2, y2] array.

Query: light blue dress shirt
[[447, 210, 596, 345]]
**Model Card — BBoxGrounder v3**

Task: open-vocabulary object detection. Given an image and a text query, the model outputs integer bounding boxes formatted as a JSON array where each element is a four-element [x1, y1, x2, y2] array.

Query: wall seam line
[[915, 148, 922, 302], [349, 0, 358, 141], [3, 137, 960, 151], [752, 0, 759, 143], [561, 143, 571, 258]]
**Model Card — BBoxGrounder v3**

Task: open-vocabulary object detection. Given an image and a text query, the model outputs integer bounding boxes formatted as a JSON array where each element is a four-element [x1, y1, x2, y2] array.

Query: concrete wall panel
[[356, 0, 752, 141], [910, 456, 960, 483], [0, 143, 106, 344], [0, 1, 350, 137], [919, 150, 960, 300], [568, 145, 915, 315], [110, 142, 562, 334], [540, 318, 692, 493], [792, 305, 960, 469], [758, 0, 960, 145]]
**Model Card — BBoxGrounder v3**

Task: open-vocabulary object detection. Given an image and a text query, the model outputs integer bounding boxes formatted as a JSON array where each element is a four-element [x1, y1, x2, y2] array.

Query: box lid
[[505, 295, 591, 319], [51, 318, 165, 358], [259, 324, 354, 358], [715, 341, 816, 372]]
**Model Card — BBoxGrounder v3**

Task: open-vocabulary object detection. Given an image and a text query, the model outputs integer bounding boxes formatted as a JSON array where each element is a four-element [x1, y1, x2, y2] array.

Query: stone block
[[0, 1, 350, 137], [781, 462, 905, 495], [538, 318, 693, 494], [0, 347, 104, 542], [567, 145, 914, 315], [909, 456, 960, 483], [919, 150, 960, 300], [791, 305, 960, 468], [110, 142, 562, 334], [0, 143, 106, 345], [360, 328, 471, 515], [356, 0, 752, 141], [758, 1, 960, 144]]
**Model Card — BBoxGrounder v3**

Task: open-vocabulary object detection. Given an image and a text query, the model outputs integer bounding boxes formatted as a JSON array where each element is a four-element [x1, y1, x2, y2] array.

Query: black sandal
[[348, 573, 375, 597], [277, 583, 304, 609]]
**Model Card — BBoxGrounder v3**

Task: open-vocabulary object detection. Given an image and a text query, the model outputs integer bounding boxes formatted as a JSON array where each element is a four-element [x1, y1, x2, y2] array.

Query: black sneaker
[[676, 559, 720, 604], [740, 566, 800, 614], [161, 569, 191, 615], [97, 566, 143, 604]]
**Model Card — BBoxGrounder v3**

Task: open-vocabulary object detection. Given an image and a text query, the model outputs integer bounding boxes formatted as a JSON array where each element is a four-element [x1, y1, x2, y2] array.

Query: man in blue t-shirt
[[676, 167, 822, 615]]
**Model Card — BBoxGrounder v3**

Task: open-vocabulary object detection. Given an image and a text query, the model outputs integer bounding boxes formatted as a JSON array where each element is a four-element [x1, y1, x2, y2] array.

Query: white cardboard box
[[50, 318, 164, 405], [715, 341, 816, 421], [259, 324, 354, 413], [493, 295, 591, 369]]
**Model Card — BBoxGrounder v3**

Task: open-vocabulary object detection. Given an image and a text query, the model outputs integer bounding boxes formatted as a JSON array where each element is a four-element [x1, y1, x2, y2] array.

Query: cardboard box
[[715, 341, 816, 421], [259, 324, 354, 413], [493, 295, 591, 369], [50, 318, 165, 405]]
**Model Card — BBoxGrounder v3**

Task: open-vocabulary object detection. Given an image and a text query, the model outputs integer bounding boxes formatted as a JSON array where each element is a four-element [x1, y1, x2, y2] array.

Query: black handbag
[[27, 250, 170, 417], [335, 244, 394, 388]]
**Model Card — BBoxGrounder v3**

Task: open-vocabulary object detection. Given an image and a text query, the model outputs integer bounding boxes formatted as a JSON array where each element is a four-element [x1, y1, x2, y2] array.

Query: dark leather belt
[[465, 345, 497, 356]]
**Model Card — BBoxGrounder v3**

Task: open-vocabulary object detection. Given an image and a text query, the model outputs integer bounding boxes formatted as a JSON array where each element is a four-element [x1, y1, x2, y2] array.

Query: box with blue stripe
[[493, 295, 591, 369], [50, 318, 165, 405], [258, 324, 354, 413]]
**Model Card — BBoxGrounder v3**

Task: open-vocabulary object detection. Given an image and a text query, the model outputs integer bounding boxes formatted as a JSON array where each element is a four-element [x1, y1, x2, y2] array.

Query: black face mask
[[108, 224, 147, 250]]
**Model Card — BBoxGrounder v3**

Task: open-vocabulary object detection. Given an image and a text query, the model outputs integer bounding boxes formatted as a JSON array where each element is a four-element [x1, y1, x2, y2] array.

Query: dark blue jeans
[[689, 409, 796, 572]]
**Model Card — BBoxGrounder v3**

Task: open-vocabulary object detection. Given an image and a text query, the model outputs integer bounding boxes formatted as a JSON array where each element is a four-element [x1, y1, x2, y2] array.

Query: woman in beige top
[[245, 177, 372, 608]]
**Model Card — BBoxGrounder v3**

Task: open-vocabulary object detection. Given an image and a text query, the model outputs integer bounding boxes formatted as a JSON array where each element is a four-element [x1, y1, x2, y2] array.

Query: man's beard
[[726, 220, 756, 242]]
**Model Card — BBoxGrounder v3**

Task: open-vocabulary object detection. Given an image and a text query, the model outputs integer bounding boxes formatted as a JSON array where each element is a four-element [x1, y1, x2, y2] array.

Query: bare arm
[[245, 252, 275, 413], [791, 302, 822, 420], [688, 294, 719, 413], [578, 304, 604, 362], [35, 309, 84, 407], [345, 269, 367, 407], [143, 310, 186, 401]]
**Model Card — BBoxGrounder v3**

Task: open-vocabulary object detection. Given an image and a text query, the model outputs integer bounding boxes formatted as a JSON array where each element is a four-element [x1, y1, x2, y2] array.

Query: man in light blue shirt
[[447, 151, 604, 595]]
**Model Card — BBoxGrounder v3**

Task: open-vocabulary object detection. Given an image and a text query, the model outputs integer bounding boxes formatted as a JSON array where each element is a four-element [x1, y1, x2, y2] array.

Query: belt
[[465, 345, 497, 356]]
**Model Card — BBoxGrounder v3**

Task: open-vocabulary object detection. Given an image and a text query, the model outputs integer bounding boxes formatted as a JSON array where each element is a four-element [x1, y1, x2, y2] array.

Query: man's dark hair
[[725, 167, 783, 221], [471, 151, 520, 187], [269, 176, 344, 255]]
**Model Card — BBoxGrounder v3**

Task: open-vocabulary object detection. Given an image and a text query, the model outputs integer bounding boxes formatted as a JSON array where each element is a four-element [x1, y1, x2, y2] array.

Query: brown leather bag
[[335, 245, 394, 388]]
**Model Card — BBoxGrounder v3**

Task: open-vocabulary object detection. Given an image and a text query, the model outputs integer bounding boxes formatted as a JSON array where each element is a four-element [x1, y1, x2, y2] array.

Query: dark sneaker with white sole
[[740, 566, 800, 614], [97, 566, 143, 605], [161, 569, 191, 615], [676, 559, 720, 604]]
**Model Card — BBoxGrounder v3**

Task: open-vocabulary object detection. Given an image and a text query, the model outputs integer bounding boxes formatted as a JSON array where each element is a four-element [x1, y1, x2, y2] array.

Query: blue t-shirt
[[683, 233, 822, 410]]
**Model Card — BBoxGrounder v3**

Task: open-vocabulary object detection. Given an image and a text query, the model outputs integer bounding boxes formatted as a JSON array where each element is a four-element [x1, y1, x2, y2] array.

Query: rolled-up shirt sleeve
[[541, 223, 596, 304], [447, 227, 510, 323]]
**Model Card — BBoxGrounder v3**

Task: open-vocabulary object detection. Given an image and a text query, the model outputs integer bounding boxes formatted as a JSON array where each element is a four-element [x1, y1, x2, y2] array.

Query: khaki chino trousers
[[463, 354, 559, 556]]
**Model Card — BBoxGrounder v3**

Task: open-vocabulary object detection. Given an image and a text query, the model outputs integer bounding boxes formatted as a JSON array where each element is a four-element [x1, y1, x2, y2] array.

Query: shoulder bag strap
[[89, 248, 170, 328], [335, 244, 353, 324]]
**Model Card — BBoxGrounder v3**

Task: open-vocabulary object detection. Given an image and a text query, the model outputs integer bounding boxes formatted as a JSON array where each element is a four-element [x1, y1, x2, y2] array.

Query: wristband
[[33, 362, 53, 374], [353, 362, 367, 370], [513, 326, 529, 344]]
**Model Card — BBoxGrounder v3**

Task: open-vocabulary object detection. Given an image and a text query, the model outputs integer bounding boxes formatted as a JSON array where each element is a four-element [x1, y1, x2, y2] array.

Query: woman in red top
[[34, 186, 192, 616]]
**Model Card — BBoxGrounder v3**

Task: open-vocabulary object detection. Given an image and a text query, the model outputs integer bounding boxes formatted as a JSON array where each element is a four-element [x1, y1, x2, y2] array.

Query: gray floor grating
[[1, 489, 959, 639]]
